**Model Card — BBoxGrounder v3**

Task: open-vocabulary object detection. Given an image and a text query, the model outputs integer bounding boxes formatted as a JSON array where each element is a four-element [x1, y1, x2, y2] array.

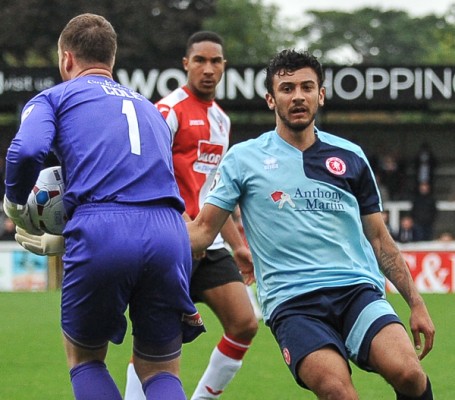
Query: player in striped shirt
[[124, 31, 258, 400]]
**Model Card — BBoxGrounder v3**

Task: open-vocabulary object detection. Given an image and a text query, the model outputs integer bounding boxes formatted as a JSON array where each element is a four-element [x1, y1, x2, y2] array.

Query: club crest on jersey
[[326, 157, 346, 175], [271, 190, 295, 209]]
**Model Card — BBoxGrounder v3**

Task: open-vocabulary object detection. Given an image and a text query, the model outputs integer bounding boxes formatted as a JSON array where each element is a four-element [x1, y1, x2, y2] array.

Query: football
[[27, 166, 67, 235]]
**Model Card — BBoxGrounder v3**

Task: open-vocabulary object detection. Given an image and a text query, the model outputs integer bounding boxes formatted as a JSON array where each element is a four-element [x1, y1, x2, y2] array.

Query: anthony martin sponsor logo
[[271, 188, 345, 212]]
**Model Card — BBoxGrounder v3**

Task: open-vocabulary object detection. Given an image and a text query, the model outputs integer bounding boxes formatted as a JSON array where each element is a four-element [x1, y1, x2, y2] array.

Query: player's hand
[[233, 245, 255, 285], [409, 301, 435, 360], [3, 195, 43, 235], [15, 226, 65, 256]]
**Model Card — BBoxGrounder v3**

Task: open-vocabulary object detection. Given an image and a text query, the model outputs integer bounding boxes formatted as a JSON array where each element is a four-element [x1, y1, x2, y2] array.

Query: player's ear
[[64, 51, 74, 73], [182, 57, 189, 71], [265, 93, 275, 111], [319, 86, 325, 107]]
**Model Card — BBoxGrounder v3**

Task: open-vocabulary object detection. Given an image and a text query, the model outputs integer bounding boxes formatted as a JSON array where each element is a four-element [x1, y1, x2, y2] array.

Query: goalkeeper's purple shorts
[[61, 202, 204, 361], [268, 283, 402, 388]]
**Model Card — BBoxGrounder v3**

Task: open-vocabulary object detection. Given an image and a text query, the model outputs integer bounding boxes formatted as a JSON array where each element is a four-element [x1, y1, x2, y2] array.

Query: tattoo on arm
[[378, 246, 420, 306]]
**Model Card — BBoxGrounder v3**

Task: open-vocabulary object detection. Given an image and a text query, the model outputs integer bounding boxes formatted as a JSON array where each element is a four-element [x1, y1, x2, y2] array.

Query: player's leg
[[341, 284, 433, 400], [65, 204, 201, 400], [128, 204, 204, 400], [269, 296, 359, 400], [133, 352, 185, 400], [61, 206, 136, 400], [128, 311, 189, 400], [368, 323, 433, 399], [64, 338, 122, 400], [125, 358, 145, 400], [125, 359, 184, 400], [191, 250, 258, 399], [191, 281, 257, 399], [297, 347, 359, 399]]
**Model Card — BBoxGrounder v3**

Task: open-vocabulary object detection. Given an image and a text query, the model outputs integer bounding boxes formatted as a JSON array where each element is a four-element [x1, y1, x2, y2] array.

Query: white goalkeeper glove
[[3, 195, 42, 235], [15, 226, 65, 256]]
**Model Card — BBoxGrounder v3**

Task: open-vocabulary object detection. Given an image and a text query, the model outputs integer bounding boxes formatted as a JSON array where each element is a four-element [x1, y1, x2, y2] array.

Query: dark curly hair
[[265, 49, 324, 95]]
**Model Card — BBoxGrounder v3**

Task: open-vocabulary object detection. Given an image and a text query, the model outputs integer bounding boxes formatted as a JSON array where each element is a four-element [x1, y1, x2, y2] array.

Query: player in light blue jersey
[[187, 49, 435, 399], [4, 14, 204, 400]]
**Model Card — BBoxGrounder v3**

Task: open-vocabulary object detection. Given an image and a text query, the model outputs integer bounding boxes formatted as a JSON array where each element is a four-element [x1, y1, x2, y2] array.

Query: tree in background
[[296, 6, 455, 65], [2, 1, 455, 67], [0, 0, 216, 67], [0, 0, 289, 68], [424, 4, 455, 64], [202, 0, 293, 65]]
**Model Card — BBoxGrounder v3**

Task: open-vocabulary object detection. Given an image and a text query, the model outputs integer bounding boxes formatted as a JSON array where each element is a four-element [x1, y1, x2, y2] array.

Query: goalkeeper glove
[[3, 195, 42, 235], [15, 226, 65, 256]]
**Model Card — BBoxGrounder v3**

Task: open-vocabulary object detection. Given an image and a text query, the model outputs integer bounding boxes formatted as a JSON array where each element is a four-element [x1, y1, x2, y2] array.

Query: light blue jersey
[[205, 128, 385, 321]]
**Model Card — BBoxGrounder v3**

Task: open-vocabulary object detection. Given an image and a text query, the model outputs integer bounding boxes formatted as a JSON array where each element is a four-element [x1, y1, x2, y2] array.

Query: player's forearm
[[187, 219, 216, 252], [377, 240, 425, 308], [188, 204, 230, 252], [5, 135, 49, 204]]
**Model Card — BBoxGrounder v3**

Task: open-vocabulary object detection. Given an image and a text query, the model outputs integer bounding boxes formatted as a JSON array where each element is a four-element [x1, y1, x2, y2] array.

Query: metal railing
[[384, 200, 455, 233]]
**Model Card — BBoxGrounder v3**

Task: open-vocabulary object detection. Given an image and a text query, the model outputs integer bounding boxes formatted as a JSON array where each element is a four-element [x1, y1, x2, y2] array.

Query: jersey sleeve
[[5, 94, 56, 204], [204, 147, 242, 212], [354, 150, 383, 215]]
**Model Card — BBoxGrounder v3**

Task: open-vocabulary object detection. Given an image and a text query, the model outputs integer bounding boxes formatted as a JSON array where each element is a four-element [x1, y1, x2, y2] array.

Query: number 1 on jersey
[[122, 99, 141, 155]]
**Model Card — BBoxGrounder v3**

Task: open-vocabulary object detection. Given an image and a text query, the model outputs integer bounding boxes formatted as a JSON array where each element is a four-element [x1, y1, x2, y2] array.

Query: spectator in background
[[411, 182, 437, 241], [396, 214, 424, 243], [375, 172, 390, 203], [437, 231, 454, 242], [377, 152, 406, 200], [414, 142, 437, 194]]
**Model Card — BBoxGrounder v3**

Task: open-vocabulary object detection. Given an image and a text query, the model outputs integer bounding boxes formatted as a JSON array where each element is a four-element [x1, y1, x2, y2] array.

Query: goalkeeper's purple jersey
[[5, 76, 184, 217]]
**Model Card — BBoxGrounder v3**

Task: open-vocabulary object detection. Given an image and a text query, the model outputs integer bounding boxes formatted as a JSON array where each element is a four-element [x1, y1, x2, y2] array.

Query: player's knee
[[236, 316, 259, 340], [224, 312, 258, 341], [391, 363, 428, 397], [245, 315, 259, 338], [311, 378, 358, 400]]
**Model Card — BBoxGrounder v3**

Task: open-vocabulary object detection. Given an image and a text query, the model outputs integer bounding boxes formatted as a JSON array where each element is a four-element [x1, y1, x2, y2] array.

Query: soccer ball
[[27, 166, 66, 235]]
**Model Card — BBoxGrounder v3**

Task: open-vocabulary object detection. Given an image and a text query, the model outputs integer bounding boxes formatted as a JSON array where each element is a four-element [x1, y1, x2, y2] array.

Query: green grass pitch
[[0, 291, 453, 399]]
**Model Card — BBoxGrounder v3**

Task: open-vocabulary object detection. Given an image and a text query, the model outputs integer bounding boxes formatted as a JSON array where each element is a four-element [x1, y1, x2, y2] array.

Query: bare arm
[[362, 212, 435, 359], [187, 204, 231, 253]]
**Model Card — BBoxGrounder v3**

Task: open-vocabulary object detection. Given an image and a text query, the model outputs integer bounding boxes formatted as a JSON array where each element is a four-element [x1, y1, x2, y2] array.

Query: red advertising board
[[387, 250, 455, 293]]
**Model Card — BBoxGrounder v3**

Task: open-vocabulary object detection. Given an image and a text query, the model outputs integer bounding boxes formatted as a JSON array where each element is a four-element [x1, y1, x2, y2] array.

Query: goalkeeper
[[4, 13, 204, 400]]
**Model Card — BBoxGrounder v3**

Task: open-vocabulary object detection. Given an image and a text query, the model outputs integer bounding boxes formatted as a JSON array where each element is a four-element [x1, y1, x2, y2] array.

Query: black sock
[[395, 376, 432, 400]]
